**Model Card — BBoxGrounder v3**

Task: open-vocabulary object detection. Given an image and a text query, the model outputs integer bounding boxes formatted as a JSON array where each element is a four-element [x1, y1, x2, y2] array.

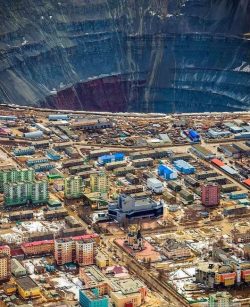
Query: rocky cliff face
[[0, 0, 249, 112]]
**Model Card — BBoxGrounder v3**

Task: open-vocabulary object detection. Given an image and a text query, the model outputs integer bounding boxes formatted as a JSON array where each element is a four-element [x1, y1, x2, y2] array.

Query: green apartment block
[[4, 180, 48, 206], [64, 176, 84, 199], [0, 169, 35, 192]]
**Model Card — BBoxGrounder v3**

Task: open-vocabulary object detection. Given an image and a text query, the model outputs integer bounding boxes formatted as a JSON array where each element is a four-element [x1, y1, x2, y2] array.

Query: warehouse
[[9, 210, 33, 221], [188, 129, 200, 142], [196, 171, 218, 180], [184, 176, 199, 187], [206, 176, 227, 185], [27, 157, 49, 166], [89, 149, 111, 159], [221, 184, 238, 193], [229, 191, 248, 200], [125, 173, 140, 185], [158, 164, 177, 180], [16, 276, 41, 299], [173, 160, 195, 174], [105, 161, 127, 171], [170, 153, 192, 162], [179, 190, 194, 203], [31, 140, 49, 149], [48, 114, 69, 121], [23, 130, 43, 139], [14, 146, 35, 156], [167, 181, 182, 192], [69, 164, 92, 175], [11, 259, 27, 277], [219, 145, 240, 158], [62, 158, 84, 168], [34, 123, 51, 134], [132, 158, 154, 168], [207, 128, 231, 139], [114, 166, 135, 176], [98, 153, 124, 165], [47, 149, 61, 161], [121, 185, 144, 195], [191, 145, 215, 160], [224, 205, 247, 216], [233, 143, 250, 157], [44, 208, 68, 219]]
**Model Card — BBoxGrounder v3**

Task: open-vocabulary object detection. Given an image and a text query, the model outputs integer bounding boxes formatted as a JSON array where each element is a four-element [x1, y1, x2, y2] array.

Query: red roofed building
[[243, 178, 250, 188], [21, 240, 54, 256], [211, 158, 225, 167]]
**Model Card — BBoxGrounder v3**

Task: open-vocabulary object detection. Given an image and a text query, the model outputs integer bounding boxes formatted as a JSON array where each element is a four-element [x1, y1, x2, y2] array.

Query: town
[[0, 105, 249, 307]]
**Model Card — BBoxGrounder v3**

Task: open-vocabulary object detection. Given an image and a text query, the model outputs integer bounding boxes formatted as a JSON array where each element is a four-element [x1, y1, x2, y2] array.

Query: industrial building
[[114, 166, 135, 176], [98, 153, 124, 166], [0, 115, 17, 121], [191, 145, 215, 160], [72, 118, 112, 131], [188, 129, 200, 142], [9, 210, 33, 221], [207, 128, 231, 139], [196, 170, 218, 180], [108, 194, 163, 222], [23, 130, 43, 139], [15, 276, 41, 300], [158, 164, 177, 180], [13, 146, 35, 156], [48, 114, 69, 121], [218, 145, 240, 158], [223, 205, 247, 216], [173, 159, 195, 174], [64, 176, 84, 199], [26, 157, 49, 166], [47, 149, 61, 161], [11, 258, 27, 277], [229, 191, 248, 200], [132, 158, 154, 168]]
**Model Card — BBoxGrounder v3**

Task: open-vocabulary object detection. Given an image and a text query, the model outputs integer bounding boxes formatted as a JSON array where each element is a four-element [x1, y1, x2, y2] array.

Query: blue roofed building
[[173, 159, 195, 174], [47, 149, 61, 161], [188, 129, 200, 142], [79, 288, 109, 307], [158, 164, 177, 180], [98, 153, 124, 165], [14, 146, 35, 156]]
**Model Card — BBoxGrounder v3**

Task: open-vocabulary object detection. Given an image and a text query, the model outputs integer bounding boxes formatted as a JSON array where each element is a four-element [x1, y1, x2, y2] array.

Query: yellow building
[[4, 283, 17, 295], [90, 172, 109, 194], [111, 291, 142, 307], [96, 251, 110, 269], [16, 276, 41, 299]]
